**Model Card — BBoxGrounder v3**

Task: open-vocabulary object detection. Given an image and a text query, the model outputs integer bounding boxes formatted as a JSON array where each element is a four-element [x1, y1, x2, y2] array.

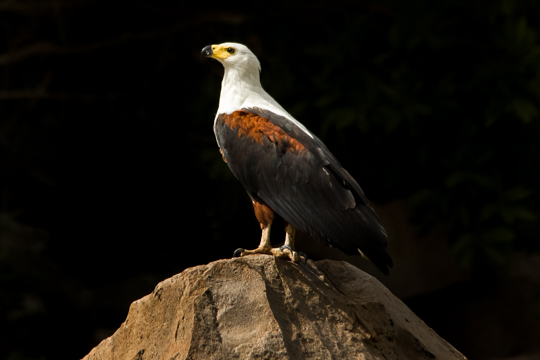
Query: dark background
[[1, 1, 539, 359]]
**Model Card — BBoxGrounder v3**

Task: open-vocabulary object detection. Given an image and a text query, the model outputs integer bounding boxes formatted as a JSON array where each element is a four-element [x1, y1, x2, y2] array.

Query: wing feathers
[[215, 108, 392, 274]]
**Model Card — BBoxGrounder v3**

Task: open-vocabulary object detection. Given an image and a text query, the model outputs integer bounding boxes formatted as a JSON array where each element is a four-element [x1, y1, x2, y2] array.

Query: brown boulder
[[83, 256, 466, 360]]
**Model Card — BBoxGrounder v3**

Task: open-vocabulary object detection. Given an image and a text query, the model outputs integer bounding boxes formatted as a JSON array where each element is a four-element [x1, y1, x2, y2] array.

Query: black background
[[1, 1, 539, 359]]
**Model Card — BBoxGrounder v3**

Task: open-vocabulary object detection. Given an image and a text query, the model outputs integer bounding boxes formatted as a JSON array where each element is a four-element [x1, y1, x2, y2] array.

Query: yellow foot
[[233, 245, 299, 263]]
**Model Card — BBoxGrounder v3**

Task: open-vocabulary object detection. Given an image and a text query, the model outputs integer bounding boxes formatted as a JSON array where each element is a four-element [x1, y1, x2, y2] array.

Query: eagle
[[202, 42, 393, 274]]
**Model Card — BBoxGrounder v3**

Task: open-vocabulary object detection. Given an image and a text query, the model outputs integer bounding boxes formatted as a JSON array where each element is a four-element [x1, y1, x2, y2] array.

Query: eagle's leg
[[233, 201, 298, 262], [276, 222, 300, 262], [233, 201, 274, 257]]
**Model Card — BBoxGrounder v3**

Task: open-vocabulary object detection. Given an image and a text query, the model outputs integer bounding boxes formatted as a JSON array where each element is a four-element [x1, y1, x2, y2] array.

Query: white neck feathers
[[212, 44, 313, 139], [217, 65, 290, 118]]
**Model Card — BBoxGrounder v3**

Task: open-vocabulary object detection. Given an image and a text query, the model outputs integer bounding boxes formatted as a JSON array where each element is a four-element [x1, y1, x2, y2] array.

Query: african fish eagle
[[202, 42, 393, 274]]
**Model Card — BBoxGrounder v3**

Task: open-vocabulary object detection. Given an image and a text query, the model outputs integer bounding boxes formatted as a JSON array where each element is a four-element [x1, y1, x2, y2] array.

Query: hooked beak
[[201, 45, 213, 59]]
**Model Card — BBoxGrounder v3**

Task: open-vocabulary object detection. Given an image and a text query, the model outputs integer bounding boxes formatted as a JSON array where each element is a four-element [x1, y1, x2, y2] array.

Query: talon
[[278, 245, 300, 263], [279, 245, 292, 253], [298, 251, 308, 265], [233, 248, 245, 258]]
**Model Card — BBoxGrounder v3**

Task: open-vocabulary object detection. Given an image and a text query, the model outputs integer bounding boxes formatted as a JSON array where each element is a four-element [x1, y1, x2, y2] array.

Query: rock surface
[[82, 256, 467, 360]]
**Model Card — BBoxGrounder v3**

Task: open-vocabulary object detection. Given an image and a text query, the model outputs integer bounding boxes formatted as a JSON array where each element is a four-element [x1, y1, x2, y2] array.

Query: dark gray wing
[[215, 108, 392, 274]]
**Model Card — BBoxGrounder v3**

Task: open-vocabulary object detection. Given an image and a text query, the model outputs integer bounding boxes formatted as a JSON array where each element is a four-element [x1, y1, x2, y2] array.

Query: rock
[[82, 256, 467, 360]]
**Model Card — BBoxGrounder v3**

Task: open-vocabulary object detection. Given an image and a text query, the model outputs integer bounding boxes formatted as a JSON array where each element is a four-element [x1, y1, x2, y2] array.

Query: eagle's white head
[[201, 42, 263, 92], [202, 42, 311, 137], [201, 42, 261, 75]]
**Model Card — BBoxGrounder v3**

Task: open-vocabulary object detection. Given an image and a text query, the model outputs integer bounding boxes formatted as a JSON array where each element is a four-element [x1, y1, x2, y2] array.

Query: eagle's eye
[[226, 47, 235, 54]]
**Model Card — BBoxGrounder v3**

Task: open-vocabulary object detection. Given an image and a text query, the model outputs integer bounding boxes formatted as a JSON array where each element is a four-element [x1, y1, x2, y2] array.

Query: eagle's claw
[[279, 245, 293, 253], [298, 251, 308, 265], [278, 245, 306, 264], [233, 248, 245, 258]]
